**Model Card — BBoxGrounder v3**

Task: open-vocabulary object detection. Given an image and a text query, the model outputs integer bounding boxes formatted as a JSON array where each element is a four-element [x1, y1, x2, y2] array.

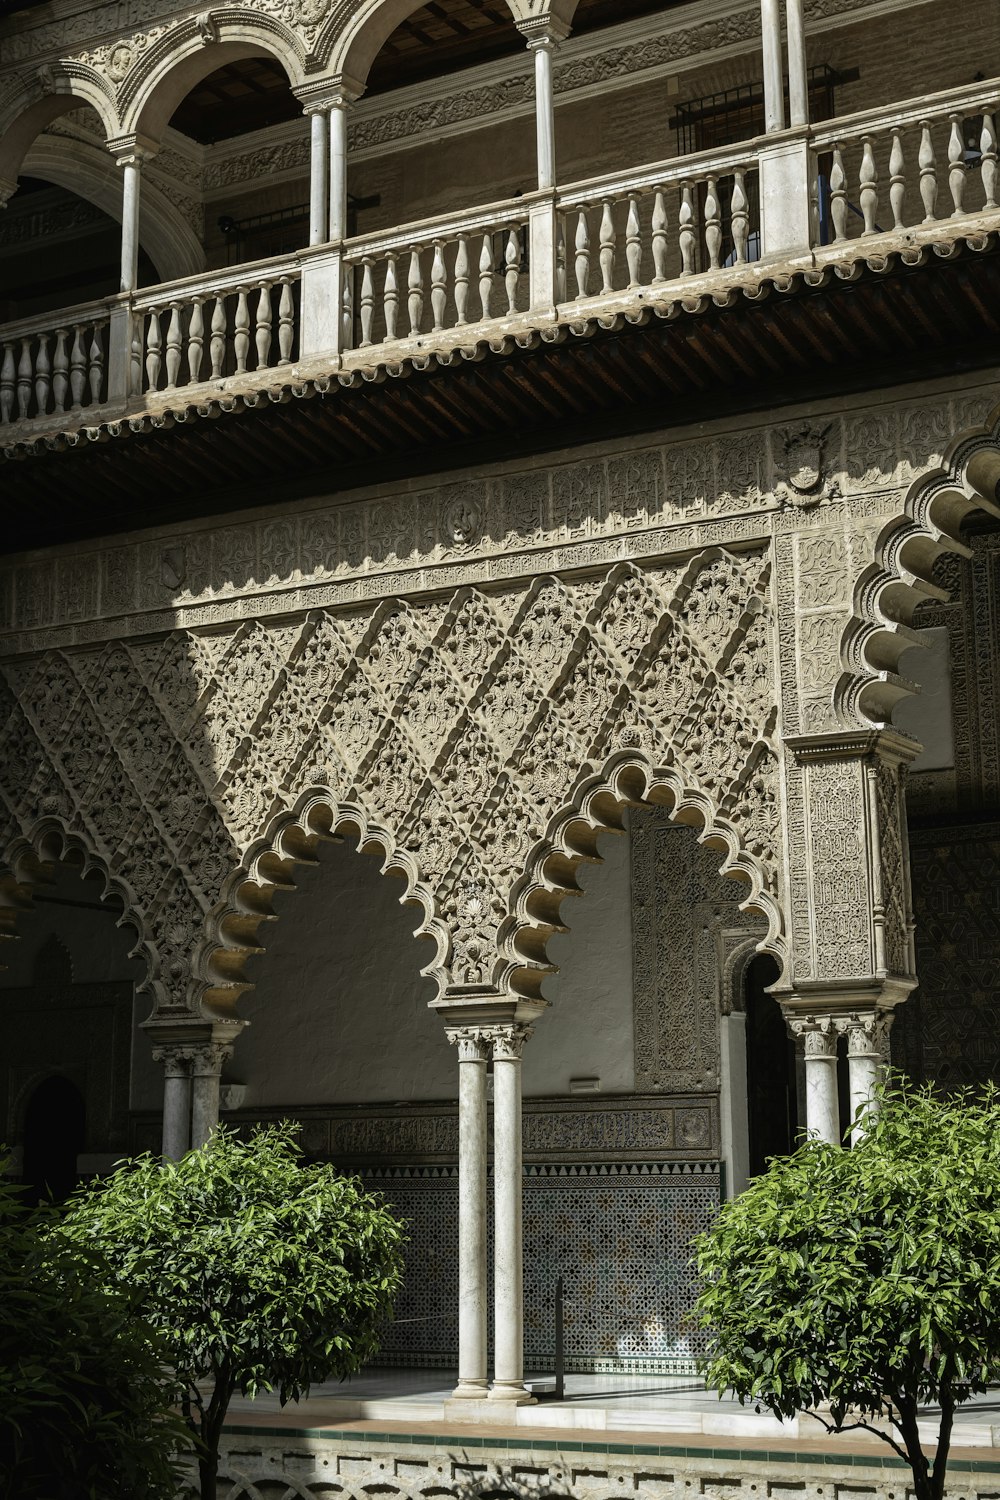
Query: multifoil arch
[[838, 403, 1000, 727]]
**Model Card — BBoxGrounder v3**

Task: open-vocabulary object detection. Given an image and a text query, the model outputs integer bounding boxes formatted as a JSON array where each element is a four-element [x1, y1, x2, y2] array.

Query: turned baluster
[[360, 259, 375, 346], [888, 128, 906, 230], [165, 302, 183, 389], [454, 235, 470, 326], [0, 344, 14, 424], [678, 183, 696, 275], [625, 194, 642, 288], [556, 216, 568, 302], [145, 310, 163, 391], [599, 198, 615, 293], [431, 240, 448, 330], [255, 282, 273, 369], [479, 235, 494, 319], [948, 113, 966, 215], [651, 189, 669, 282], [829, 145, 849, 241], [52, 328, 69, 412], [504, 226, 520, 312], [88, 325, 105, 404], [33, 332, 51, 415], [982, 111, 998, 210], [342, 274, 353, 349], [574, 207, 590, 299], [731, 170, 749, 263], [383, 255, 400, 341], [918, 121, 938, 222], [69, 325, 86, 406], [859, 136, 879, 235], [277, 279, 295, 363], [16, 340, 32, 418], [210, 296, 227, 378], [188, 299, 205, 384], [234, 287, 250, 373], [408, 247, 424, 335], [704, 176, 722, 269]]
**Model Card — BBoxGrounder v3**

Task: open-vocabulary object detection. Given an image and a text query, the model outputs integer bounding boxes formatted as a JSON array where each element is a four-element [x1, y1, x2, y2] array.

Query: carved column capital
[[447, 1027, 492, 1063], [152, 1044, 195, 1078], [516, 15, 571, 45], [187, 1041, 233, 1078], [788, 1014, 838, 1058], [487, 1023, 534, 1061], [834, 1010, 893, 1060]]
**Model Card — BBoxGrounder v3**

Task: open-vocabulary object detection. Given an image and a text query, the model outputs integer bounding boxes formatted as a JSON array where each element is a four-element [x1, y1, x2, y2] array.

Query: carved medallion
[[442, 494, 481, 547], [775, 423, 841, 508]]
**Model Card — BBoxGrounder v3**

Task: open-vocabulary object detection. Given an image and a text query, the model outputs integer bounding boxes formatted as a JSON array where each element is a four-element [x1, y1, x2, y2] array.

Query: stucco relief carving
[[0, 550, 782, 1022]]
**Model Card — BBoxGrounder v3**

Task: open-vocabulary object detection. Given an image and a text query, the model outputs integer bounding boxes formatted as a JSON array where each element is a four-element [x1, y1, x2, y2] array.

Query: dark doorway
[[21, 1074, 86, 1206], [744, 956, 798, 1176]]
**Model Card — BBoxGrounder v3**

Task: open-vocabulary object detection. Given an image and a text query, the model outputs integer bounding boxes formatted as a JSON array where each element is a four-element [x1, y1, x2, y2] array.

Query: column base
[[488, 1382, 537, 1405], [450, 1380, 489, 1400]]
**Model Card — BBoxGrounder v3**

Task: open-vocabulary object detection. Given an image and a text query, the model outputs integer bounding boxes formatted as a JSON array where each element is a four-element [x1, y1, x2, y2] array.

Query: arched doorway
[[22, 1073, 86, 1206], [744, 954, 797, 1176]]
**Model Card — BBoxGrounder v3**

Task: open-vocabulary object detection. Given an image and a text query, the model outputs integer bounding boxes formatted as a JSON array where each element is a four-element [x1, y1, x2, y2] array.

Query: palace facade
[[1, 0, 999, 1413]]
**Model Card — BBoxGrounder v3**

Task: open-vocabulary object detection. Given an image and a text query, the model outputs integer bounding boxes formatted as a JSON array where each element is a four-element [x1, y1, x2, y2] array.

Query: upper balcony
[[1, 0, 999, 473]]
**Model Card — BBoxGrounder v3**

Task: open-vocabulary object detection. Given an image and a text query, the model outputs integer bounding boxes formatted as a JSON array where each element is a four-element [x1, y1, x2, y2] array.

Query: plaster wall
[[894, 625, 956, 773], [231, 826, 634, 1109]]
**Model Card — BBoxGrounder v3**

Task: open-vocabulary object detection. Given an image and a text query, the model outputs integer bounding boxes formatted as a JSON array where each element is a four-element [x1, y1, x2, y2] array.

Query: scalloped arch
[[0, 817, 159, 1008], [837, 406, 1000, 727], [196, 782, 451, 1021], [497, 747, 787, 1004]]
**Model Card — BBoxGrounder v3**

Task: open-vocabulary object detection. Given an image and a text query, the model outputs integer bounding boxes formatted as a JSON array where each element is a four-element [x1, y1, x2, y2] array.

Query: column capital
[[784, 727, 920, 769], [834, 1010, 893, 1059], [188, 1041, 233, 1077], [151, 1043, 195, 1077], [107, 133, 159, 168], [788, 1014, 838, 1058], [487, 1023, 534, 1061], [295, 75, 365, 113], [517, 15, 571, 45], [447, 1027, 492, 1063]]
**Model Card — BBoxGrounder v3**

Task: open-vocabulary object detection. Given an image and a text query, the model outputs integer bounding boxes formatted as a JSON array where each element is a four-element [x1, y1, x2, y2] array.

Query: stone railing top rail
[[555, 139, 762, 209], [130, 253, 303, 313], [810, 76, 1000, 145], [0, 293, 116, 344], [341, 193, 535, 264]]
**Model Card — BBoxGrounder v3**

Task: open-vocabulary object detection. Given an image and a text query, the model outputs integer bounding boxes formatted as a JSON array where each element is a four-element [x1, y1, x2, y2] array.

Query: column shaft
[[786, 0, 808, 128], [760, 0, 787, 134], [798, 1020, 839, 1144], [162, 1069, 192, 1159], [119, 158, 142, 293], [533, 41, 557, 191], [329, 104, 349, 242], [839, 1013, 891, 1143], [490, 1026, 532, 1403], [309, 110, 329, 247], [451, 1032, 490, 1398]]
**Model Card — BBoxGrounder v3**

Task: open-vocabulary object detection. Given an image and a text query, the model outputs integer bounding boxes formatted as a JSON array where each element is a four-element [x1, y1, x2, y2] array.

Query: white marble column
[[448, 1028, 490, 1398], [530, 36, 558, 191], [117, 147, 146, 294], [760, 0, 786, 134], [154, 1046, 192, 1160], [189, 1043, 231, 1148], [489, 1023, 534, 1404], [308, 108, 329, 247], [790, 1017, 839, 1144], [785, 0, 809, 128], [328, 101, 349, 242], [837, 1012, 891, 1142]]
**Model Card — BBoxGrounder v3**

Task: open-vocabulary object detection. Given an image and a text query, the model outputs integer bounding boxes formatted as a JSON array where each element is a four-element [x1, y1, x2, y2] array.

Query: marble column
[[308, 108, 329, 247], [154, 1046, 192, 1160], [790, 1017, 839, 1144], [837, 1012, 891, 1143], [117, 147, 146, 294], [760, 0, 786, 134], [189, 1043, 231, 1148], [448, 1028, 490, 1399], [489, 1023, 534, 1405], [785, 0, 809, 128], [328, 101, 349, 242], [529, 36, 558, 191]]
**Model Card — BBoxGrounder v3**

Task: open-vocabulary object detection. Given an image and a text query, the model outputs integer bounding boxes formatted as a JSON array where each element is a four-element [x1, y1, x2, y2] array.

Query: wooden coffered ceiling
[[166, 0, 679, 142]]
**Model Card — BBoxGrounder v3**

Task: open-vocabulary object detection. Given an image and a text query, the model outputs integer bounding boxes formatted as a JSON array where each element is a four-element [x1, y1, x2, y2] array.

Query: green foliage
[[0, 1157, 188, 1500], [695, 1079, 1000, 1500], [58, 1123, 406, 1500]]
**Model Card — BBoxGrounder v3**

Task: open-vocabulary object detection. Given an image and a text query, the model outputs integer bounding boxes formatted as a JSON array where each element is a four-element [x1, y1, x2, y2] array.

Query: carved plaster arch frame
[[22, 132, 205, 282], [0, 817, 157, 1004], [838, 405, 1000, 728], [197, 783, 451, 1022], [721, 933, 771, 1018], [0, 76, 121, 197], [499, 748, 787, 1005]]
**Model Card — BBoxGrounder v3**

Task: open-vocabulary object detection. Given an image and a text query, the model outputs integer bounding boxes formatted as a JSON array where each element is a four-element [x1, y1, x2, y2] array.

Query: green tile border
[[221, 1424, 1000, 1473]]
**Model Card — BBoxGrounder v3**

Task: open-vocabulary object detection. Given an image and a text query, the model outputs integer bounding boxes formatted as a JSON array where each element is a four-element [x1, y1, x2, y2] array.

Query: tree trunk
[[198, 1450, 218, 1500]]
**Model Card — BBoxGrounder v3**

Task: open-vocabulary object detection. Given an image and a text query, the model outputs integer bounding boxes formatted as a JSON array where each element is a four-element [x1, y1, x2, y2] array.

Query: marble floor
[[225, 1368, 1000, 1447]]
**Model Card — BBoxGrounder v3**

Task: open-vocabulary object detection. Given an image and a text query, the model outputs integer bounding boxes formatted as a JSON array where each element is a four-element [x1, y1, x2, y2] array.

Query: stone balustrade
[[1, 77, 998, 444]]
